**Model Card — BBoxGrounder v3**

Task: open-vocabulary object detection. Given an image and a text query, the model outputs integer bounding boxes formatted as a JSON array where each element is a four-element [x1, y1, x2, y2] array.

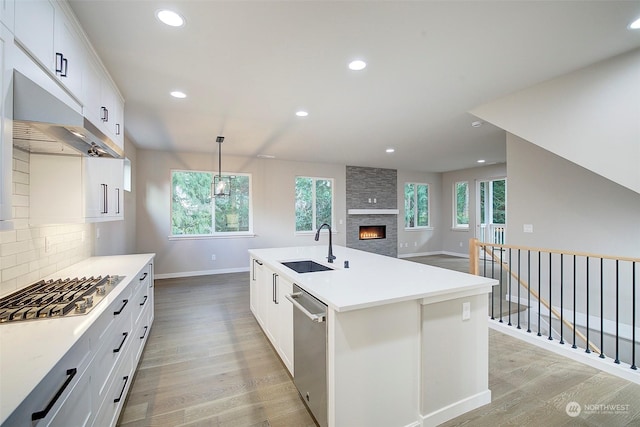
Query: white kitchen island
[[249, 245, 497, 427]]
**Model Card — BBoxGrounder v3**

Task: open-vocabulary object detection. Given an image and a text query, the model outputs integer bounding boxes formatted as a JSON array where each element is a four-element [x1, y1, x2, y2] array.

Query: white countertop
[[0, 253, 155, 424], [249, 245, 496, 312]]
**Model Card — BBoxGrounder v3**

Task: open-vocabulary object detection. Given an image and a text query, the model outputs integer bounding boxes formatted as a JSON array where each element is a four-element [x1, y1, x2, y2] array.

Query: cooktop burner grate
[[0, 275, 122, 323]]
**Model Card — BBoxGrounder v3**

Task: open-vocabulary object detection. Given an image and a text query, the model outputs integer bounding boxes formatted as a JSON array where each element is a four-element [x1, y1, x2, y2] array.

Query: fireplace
[[359, 225, 386, 240]]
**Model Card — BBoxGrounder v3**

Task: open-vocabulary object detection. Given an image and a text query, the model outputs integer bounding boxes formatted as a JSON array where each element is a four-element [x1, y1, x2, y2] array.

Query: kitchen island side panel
[[420, 293, 490, 426], [328, 300, 421, 427]]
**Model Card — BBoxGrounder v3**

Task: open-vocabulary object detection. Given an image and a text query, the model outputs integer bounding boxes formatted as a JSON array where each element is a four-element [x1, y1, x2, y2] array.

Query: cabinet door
[[83, 58, 103, 126], [0, 26, 11, 223], [277, 276, 294, 374], [54, 11, 84, 97], [255, 261, 267, 326], [83, 158, 109, 219], [264, 269, 279, 344], [0, 0, 15, 33], [111, 92, 124, 149], [14, 0, 55, 72], [250, 258, 263, 317], [84, 158, 124, 219]]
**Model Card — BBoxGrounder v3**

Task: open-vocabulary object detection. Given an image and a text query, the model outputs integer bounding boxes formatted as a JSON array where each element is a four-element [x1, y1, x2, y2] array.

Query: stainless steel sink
[[281, 260, 333, 274]]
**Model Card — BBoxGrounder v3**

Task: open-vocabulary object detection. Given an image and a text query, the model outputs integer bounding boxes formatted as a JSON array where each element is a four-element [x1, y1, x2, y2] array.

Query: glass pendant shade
[[213, 175, 231, 197]]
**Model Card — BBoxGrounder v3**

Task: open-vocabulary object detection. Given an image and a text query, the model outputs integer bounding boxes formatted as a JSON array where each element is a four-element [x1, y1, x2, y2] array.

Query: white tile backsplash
[[0, 148, 94, 297]]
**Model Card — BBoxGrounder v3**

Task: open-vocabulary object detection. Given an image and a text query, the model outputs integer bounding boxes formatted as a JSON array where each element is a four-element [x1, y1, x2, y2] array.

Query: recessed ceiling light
[[471, 121, 483, 128], [477, 159, 486, 163], [170, 91, 187, 99], [630, 17, 640, 29], [386, 148, 395, 153], [348, 60, 367, 71], [296, 111, 309, 117], [257, 154, 276, 159], [157, 9, 185, 27]]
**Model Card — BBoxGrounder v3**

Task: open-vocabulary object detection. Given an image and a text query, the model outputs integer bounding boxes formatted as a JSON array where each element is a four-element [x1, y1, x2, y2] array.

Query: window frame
[[169, 169, 254, 239], [453, 180, 470, 230], [294, 176, 335, 234], [404, 182, 431, 230]]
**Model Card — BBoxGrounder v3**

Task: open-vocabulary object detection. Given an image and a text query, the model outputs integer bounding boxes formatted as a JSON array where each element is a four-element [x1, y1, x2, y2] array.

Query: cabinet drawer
[[92, 311, 133, 406], [3, 336, 91, 427], [133, 305, 152, 364], [132, 276, 150, 325], [91, 350, 133, 427], [42, 367, 93, 427]]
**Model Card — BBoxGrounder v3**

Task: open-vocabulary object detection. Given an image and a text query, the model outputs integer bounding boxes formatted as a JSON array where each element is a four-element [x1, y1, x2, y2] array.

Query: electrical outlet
[[524, 224, 534, 233], [462, 302, 471, 321], [96, 227, 100, 239], [211, 254, 216, 261], [45, 237, 51, 253]]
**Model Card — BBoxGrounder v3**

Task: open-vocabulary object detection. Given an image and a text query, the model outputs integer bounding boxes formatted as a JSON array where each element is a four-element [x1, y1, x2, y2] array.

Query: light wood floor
[[118, 267, 640, 427]]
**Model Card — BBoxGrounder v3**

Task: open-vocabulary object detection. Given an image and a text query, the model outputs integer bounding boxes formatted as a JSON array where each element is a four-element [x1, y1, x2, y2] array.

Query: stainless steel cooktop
[[0, 275, 123, 323]]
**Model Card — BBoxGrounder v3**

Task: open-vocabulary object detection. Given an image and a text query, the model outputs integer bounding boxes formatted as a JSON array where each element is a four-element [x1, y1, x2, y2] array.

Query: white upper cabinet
[[30, 155, 124, 224], [0, 0, 15, 32], [14, 0, 55, 71], [14, 0, 84, 101], [13, 0, 124, 150], [0, 25, 11, 226], [83, 56, 125, 150], [54, 8, 84, 97]]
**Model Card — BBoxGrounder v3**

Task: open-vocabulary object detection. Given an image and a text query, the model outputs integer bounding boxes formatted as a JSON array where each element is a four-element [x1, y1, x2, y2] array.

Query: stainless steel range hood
[[12, 71, 124, 159]]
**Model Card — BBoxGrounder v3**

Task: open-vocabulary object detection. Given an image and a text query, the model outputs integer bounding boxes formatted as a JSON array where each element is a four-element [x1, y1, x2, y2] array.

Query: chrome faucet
[[315, 223, 336, 263]]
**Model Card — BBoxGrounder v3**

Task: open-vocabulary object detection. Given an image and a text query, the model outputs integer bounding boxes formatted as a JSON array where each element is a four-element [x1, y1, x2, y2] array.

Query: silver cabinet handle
[[285, 292, 326, 323]]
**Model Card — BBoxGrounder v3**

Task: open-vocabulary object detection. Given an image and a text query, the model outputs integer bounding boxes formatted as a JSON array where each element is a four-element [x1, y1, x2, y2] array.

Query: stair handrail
[[467, 238, 636, 354]]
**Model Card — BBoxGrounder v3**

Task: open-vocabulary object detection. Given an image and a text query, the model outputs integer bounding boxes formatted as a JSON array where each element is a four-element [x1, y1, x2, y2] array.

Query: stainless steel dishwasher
[[286, 284, 328, 427]]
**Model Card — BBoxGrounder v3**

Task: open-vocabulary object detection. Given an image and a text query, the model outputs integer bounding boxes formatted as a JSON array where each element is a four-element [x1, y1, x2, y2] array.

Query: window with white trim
[[171, 170, 252, 236], [454, 181, 469, 229], [404, 183, 430, 228], [295, 177, 334, 232]]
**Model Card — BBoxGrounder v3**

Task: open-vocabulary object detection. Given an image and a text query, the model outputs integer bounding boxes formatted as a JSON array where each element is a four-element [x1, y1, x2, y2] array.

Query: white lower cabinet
[[249, 258, 294, 375], [0, 259, 154, 427]]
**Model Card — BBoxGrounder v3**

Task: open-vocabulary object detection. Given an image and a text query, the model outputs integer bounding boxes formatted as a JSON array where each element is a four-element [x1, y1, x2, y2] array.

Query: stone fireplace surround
[[345, 166, 398, 258]]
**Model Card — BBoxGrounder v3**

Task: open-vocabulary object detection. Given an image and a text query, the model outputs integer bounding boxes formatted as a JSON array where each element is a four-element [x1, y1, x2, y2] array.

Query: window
[[404, 183, 429, 228], [295, 177, 333, 232], [171, 170, 252, 236], [454, 181, 469, 228]]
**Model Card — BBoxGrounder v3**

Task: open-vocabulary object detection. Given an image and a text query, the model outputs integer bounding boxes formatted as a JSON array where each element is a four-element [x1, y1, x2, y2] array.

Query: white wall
[[397, 169, 442, 257], [0, 148, 94, 297], [507, 133, 640, 257], [440, 163, 507, 256], [135, 149, 347, 277], [471, 48, 640, 194]]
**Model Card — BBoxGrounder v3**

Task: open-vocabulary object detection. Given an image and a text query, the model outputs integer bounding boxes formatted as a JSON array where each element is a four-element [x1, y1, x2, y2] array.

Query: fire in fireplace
[[359, 225, 386, 240]]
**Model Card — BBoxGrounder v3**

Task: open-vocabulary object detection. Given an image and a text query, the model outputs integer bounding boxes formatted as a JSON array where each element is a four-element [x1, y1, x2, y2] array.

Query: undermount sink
[[281, 260, 334, 274]]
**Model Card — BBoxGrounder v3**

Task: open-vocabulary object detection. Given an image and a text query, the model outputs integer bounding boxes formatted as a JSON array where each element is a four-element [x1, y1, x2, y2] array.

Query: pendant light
[[213, 136, 231, 197]]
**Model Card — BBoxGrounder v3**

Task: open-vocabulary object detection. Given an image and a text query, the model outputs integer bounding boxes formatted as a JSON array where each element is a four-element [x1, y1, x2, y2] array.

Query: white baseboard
[[398, 250, 469, 259], [155, 266, 249, 280], [398, 251, 441, 259], [441, 251, 469, 258], [420, 390, 491, 427]]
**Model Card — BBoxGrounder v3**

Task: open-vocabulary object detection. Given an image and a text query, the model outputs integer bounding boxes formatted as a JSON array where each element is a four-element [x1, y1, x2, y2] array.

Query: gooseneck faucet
[[315, 223, 336, 263]]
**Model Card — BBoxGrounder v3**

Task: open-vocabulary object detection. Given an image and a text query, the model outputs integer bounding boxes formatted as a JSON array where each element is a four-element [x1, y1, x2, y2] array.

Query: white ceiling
[[68, 1, 640, 173]]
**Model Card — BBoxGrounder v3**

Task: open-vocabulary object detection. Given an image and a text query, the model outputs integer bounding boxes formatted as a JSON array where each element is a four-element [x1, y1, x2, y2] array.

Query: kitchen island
[[249, 245, 497, 427]]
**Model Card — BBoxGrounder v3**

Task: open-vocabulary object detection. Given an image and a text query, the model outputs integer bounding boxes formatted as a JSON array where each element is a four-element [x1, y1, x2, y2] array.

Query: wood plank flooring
[[118, 267, 640, 427], [117, 273, 316, 427]]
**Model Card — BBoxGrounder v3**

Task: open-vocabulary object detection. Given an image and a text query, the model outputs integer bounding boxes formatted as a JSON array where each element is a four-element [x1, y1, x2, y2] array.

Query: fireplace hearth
[[359, 225, 386, 240]]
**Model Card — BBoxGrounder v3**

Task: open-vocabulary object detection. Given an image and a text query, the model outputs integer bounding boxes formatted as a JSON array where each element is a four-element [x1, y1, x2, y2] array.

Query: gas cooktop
[[0, 275, 123, 323]]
